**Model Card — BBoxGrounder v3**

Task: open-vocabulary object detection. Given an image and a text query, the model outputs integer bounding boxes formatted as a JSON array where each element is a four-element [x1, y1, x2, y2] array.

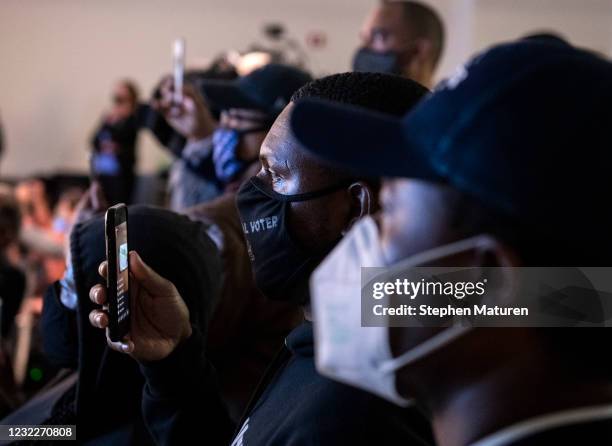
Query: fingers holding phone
[[89, 245, 193, 362], [150, 39, 216, 140], [152, 79, 215, 140]]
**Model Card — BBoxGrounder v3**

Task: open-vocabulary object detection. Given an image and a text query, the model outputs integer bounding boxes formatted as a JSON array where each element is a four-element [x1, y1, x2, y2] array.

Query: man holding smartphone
[[88, 72, 434, 445]]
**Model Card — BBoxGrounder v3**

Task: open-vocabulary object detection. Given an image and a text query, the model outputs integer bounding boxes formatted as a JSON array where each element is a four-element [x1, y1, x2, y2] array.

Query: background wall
[[1, 0, 611, 177]]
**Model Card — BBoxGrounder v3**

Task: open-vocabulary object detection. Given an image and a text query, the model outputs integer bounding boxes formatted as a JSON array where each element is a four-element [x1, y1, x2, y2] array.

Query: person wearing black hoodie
[[88, 73, 433, 445], [31, 205, 222, 444]]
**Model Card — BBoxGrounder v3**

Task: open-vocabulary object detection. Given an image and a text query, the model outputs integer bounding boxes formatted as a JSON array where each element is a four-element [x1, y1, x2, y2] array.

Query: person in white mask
[[290, 40, 612, 446]]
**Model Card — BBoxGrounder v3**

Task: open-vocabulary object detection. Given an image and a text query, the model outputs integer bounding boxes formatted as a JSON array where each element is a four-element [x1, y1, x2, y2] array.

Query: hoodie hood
[[42, 205, 222, 441]]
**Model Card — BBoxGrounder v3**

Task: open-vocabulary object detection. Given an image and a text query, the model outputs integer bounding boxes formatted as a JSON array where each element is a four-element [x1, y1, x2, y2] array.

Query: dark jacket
[[187, 192, 303, 421], [0, 257, 26, 338], [90, 116, 138, 175], [471, 407, 612, 445], [140, 321, 434, 446]]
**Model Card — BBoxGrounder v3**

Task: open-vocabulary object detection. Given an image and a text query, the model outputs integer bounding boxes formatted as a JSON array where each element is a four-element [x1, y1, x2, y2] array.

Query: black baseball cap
[[290, 40, 612, 238], [201, 63, 312, 116]]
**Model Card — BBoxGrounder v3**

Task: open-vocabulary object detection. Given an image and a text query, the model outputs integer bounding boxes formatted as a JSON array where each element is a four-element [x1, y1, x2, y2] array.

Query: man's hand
[[88, 251, 192, 362], [152, 77, 216, 141]]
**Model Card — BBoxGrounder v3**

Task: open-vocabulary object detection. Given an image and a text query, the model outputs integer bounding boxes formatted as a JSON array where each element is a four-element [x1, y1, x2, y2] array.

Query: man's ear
[[417, 235, 520, 268], [412, 39, 433, 62], [342, 181, 373, 235], [404, 39, 435, 86], [471, 237, 522, 307], [473, 237, 520, 269]]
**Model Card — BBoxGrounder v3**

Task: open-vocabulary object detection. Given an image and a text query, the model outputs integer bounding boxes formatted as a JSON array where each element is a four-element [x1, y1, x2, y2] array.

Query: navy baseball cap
[[201, 63, 312, 116], [290, 41, 612, 233]]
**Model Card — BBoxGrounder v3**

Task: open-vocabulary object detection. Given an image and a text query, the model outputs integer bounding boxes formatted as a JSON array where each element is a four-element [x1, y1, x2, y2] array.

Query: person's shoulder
[[0, 260, 26, 290], [292, 371, 433, 444], [505, 416, 612, 445]]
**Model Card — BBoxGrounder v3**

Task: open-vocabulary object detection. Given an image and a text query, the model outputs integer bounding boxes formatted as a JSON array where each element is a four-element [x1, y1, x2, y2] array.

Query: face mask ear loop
[[472, 235, 518, 308], [375, 235, 504, 374], [250, 177, 353, 203], [378, 325, 472, 374]]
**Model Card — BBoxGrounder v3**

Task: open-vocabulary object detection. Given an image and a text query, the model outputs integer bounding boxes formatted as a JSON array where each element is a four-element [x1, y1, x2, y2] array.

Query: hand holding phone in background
[[150, 38, 217, 141], [173, 38, 185, 105], [153, 80, 216, 141]]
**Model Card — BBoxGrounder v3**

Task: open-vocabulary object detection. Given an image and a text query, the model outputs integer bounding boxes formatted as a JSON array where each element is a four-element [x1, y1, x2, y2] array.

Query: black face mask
[[236, 176, 347, 303], [352, 47, 402, 75]]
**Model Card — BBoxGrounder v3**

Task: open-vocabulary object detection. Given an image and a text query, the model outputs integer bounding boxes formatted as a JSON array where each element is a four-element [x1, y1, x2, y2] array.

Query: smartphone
[[105, 204, 130, 342], [0, 297, 3, 343], [173, 38, 185, 104]]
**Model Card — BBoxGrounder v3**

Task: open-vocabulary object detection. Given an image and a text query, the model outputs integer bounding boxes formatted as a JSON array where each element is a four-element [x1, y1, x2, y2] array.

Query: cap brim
[[201, 79, 264, 111], [290, 98, 435, 180]]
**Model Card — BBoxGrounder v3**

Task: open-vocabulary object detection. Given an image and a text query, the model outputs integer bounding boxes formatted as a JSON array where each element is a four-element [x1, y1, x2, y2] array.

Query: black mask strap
[[236, 125, 270, 137], [249, 176, 352, 203]]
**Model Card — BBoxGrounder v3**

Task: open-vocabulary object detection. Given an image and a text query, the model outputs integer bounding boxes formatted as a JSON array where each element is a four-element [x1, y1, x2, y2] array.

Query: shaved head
[[385, 0, 445, 67]]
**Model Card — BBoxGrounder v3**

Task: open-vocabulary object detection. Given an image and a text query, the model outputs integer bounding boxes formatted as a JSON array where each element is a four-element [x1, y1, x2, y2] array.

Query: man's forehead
[[259, 109, 291, 160], [261, 106, 318, 169]]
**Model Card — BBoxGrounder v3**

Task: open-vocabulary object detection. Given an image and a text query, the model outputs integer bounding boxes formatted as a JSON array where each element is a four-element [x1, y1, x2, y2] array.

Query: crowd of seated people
[[0, 1, 611, 445]]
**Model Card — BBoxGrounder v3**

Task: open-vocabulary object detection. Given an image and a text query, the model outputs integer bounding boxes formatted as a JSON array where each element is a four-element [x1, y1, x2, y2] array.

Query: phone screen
[[173, 38, 185, 104], [115, 221, 130, 324]]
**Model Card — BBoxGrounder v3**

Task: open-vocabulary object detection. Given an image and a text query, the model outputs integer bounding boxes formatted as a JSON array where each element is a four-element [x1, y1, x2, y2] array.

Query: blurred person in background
[[0, 112, 4, 166], [91, 79, 140, 205], [15, 179, 64, 291], [50, 187, 83, 238], [292, 40, 612, 445], [522, 31, 569, 45], [143, 58, 239, 163], [354, 0, 444, 88], [7, 180, 83, 401], [0, 185, 25, 416], [201, 63, 313, 191], [15, 179, 54, 235], [155, 63, 312, 211], [0, 185, 26, 341]]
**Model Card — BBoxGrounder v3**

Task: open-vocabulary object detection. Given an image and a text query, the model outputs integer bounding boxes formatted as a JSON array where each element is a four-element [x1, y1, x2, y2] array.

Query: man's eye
[[262, 167, 281, 184], [270, 172, 283, 185]]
